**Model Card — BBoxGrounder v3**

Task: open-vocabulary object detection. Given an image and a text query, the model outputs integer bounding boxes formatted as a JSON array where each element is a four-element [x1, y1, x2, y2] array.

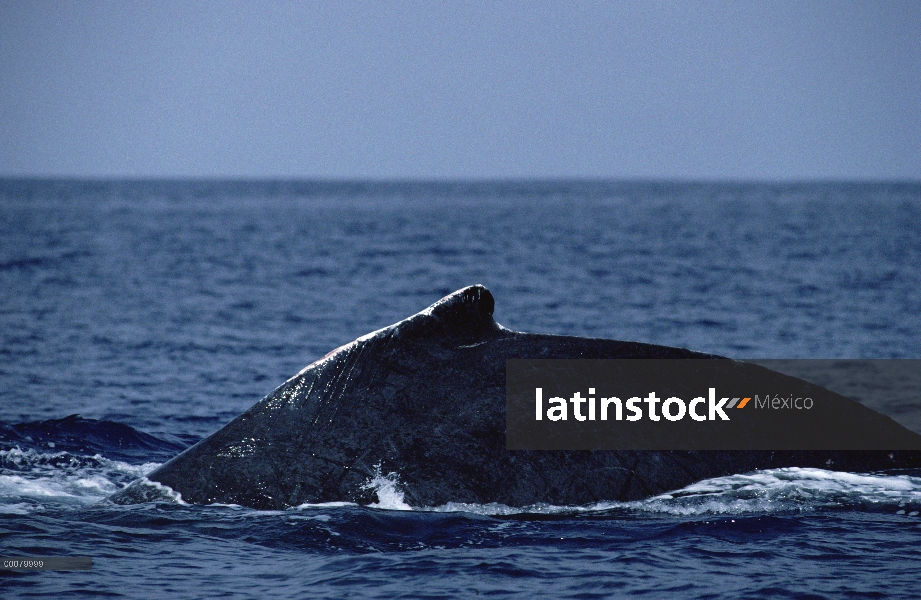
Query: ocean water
[[1, 179, 920, 598]]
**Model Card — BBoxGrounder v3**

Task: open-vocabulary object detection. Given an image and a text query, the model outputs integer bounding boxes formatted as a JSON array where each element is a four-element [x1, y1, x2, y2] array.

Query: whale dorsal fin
[[427, 285, 494, 322], [397, 285, 501, 343]]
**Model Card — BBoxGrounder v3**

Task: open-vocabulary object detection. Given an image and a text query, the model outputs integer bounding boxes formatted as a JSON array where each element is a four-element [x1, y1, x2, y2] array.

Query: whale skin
[[110, 285, 921, 509]]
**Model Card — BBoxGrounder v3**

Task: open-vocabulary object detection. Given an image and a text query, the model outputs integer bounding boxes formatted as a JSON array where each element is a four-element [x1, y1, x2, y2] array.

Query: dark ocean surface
[[1, 180, 920, 598]]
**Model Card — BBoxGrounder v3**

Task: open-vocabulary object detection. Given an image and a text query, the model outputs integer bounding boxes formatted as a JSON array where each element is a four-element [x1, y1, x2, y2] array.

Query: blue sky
[[1, 1, 919, 179]]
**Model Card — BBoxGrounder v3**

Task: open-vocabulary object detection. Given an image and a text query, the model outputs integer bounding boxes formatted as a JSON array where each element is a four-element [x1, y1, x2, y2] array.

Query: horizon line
[[2, 175, 920, 186]]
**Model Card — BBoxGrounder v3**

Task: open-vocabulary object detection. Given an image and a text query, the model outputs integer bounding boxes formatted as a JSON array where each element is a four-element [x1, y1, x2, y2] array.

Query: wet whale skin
[[109, 285, 921, 509]]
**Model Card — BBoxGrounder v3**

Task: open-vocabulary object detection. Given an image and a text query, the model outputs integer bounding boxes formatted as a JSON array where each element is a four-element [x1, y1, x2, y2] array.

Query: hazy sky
[[1, 1, 919, 180]]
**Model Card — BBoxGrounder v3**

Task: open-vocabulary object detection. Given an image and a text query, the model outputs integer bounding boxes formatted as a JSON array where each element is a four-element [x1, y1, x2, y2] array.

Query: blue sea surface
[[1, 180, 920, 598]]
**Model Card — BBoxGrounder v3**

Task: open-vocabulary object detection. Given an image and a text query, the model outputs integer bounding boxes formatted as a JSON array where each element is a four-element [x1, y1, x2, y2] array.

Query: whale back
[[110, 285, 921, 509]]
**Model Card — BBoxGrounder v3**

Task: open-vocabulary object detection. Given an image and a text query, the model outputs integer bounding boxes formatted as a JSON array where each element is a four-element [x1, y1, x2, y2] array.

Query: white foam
[[419, 468, 921, 517], [133, 477, 188, 504], [293, 501, 356, 510], [0, 502, 37, 515], [0, 473, 117, 499], [0, 447, 162, 508], [422, 501, 580, 516], [629, 467, 921, 515]]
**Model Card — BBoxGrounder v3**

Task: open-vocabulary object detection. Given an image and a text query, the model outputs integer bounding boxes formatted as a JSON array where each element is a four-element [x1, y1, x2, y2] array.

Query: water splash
[[361, 463, 411, 510]]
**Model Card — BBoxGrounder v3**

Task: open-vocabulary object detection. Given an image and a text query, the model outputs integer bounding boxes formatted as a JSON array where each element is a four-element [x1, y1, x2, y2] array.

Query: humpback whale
[[110, 286, 921, 509]]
